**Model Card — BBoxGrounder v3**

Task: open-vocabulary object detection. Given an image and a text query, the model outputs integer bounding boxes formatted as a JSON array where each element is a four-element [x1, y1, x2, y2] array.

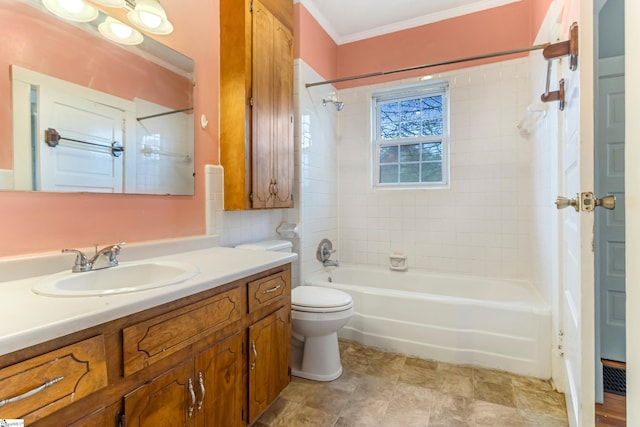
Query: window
[[372, 83, 449, 188]]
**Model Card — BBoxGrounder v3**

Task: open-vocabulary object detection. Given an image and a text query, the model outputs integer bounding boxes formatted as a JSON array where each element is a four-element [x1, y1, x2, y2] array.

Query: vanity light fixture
[[127, 0, 173, 35], [42, 0, 99, 22], [98, 16, 143, 45]]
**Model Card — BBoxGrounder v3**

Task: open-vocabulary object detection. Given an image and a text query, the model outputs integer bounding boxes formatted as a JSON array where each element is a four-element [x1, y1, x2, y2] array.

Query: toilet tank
[[235, 239, 293, 253]]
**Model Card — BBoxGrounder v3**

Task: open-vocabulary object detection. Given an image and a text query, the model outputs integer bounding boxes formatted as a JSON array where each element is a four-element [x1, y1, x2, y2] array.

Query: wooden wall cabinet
[[0, 264, 292, 427], [220, 0, 294, 210]]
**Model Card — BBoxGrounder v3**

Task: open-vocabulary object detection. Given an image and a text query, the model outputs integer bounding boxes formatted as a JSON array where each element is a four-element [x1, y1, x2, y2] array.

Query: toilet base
[[290, 332, 343, 381]]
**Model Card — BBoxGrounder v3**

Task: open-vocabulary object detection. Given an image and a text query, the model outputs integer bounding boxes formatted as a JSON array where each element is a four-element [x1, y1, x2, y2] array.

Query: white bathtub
[[305, 265, 551, 378]]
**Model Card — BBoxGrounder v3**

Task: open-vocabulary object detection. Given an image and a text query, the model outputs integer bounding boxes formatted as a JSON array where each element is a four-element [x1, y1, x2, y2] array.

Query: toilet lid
[[292, 286, 353, 309]]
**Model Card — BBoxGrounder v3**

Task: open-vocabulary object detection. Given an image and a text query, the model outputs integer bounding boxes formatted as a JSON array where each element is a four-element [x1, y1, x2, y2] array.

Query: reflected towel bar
[[44, 128, 123, 157]]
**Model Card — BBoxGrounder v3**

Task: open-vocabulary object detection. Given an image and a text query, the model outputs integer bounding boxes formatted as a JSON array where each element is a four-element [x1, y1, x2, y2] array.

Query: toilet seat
[[292, 286, 353, 313]]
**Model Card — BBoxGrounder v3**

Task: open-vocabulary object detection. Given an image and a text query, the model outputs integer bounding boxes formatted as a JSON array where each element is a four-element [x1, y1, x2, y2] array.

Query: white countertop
[[0, 245, 296, 357]]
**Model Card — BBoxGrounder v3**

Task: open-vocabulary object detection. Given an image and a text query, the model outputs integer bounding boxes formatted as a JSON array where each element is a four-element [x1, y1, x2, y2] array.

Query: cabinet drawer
[[248, 271, 290, 313], [123, 286, 243, 376], [0, 335, 108, 423]]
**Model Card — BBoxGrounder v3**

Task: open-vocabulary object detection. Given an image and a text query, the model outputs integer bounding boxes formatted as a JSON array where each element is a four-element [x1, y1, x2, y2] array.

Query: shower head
[[323, 99, 344, 111]]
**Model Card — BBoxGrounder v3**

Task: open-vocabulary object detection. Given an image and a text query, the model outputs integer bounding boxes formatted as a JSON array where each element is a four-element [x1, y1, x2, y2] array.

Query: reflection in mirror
[[0, 0, 195, 195]]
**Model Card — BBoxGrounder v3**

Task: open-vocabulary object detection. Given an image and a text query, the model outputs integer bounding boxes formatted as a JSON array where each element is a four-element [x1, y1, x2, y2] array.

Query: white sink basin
[[32, 261, 200, 297]]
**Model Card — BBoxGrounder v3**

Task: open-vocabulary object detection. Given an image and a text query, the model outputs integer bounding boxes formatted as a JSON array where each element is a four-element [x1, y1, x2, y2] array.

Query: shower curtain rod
[[304, 43, 550, 88]]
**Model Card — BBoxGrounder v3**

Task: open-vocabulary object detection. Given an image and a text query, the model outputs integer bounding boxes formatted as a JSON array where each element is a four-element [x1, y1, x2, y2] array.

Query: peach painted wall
[[0, 0, 218, 257], [293, 3, 338, 81], [335, 1, 533, 89], [531, 0, 554, 40], [0, 2, 192, 169]]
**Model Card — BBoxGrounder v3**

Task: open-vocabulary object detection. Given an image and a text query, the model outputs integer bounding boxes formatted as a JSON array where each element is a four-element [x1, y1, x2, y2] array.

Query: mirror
[[0, 0, 195, 195]]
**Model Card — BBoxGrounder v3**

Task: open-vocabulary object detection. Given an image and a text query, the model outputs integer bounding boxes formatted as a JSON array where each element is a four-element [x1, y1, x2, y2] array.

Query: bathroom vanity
[[0, 244, 293, 426]]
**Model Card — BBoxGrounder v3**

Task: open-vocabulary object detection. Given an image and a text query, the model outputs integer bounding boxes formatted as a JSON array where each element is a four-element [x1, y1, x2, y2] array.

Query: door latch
[[555, 192, 615, 212]]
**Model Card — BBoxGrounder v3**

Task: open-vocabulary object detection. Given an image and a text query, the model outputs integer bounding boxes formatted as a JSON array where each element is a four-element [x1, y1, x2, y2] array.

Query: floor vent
[[603, 365, 626, 396]]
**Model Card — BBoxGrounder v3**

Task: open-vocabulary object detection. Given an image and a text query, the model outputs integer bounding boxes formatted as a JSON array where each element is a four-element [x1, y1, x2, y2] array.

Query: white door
[[38, 87, 124, 192], [558, 3, 595, 426], [596, 56, 625, 363], [625, 0, 640, 422]]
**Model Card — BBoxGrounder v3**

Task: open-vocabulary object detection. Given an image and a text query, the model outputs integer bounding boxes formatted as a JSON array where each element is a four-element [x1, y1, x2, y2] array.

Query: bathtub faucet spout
[[323, 259, 339, 267]]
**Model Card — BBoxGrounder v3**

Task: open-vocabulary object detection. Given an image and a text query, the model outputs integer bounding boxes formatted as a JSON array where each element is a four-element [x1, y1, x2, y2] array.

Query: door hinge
[[249, 0, 253, 12], [249, 96, 254, 107], [249, 192, 253, 202], [556, 330, 565, 357]]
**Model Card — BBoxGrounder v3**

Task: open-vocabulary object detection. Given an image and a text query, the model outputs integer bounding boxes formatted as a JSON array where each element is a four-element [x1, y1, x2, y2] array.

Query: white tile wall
[[292, 60, 340, 282], [133, 99, 194, 195], [337, 58, 535, 280], [204, 57, 556, 287], [204, 165, 286, 247]]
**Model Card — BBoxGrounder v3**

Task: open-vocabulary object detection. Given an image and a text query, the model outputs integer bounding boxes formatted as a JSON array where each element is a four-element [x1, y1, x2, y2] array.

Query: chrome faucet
[[316, 239, 339, 268], [62, 242, 126, 272], [323, 259, 340, 267]]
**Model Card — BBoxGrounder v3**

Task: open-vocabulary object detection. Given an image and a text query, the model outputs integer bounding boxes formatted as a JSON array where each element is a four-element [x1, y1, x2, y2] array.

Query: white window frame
[[371, 82, 450, 189]]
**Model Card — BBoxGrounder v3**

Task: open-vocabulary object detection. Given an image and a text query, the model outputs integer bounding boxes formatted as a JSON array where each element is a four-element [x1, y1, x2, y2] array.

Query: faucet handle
[[98, 242, 126, 262], [62, 248, 91, 272]]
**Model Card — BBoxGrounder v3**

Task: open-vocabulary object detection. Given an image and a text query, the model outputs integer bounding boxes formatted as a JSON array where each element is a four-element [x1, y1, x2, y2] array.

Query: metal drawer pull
[[262, 285, 281, 294], [0, 376, 64, 407], [251, 340, 257, 371], [197, 372, 205, 410], [188, 378, 195, 417]]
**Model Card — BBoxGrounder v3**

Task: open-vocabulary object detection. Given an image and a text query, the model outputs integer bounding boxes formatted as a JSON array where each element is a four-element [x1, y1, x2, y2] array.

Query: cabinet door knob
[[251, 340, 257, 371], [188, 378, 196, 417], [0, 376, 64, 407], [197, 372, 205, 411]]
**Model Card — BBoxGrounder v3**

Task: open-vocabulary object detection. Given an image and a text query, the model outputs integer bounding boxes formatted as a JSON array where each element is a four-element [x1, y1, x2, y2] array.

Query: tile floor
[[255, 340, 569, 427]]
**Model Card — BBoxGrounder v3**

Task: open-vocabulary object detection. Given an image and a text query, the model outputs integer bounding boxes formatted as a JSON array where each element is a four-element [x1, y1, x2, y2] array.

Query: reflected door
[[38, 87, 124, 193]]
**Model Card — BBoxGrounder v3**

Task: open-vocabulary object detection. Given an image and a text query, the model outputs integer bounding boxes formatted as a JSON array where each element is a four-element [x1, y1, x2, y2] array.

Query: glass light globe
[[139, 10, 162, 29], [59, 0, 84, 13], [111, 21, 133, 39]]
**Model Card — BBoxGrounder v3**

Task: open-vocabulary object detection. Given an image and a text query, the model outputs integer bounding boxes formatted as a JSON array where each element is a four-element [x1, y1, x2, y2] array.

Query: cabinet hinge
[[249, 0, 253, 12], [117, 412, 126, 427], [249, 192, 253, 202], [249, 96, 254, 107]]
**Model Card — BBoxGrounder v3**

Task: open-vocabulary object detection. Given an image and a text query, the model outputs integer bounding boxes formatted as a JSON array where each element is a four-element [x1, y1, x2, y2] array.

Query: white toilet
[[235, 239, 353, 381]]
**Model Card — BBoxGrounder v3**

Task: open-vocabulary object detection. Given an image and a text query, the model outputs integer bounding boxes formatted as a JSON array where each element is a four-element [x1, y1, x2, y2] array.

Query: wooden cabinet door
[[251, 0, 293, 209], [252, 0, 275, 209], [271, 18, 294, 208], [248, 305, 291, 423], [195, 332, 245, 427], [124, 362, 195, 427], [67, 401, 121, 427]]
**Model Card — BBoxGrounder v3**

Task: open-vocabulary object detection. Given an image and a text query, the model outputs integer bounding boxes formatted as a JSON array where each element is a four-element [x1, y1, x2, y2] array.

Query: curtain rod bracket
[[543, 22, 579, 71], [541, 79, 565, 111]]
